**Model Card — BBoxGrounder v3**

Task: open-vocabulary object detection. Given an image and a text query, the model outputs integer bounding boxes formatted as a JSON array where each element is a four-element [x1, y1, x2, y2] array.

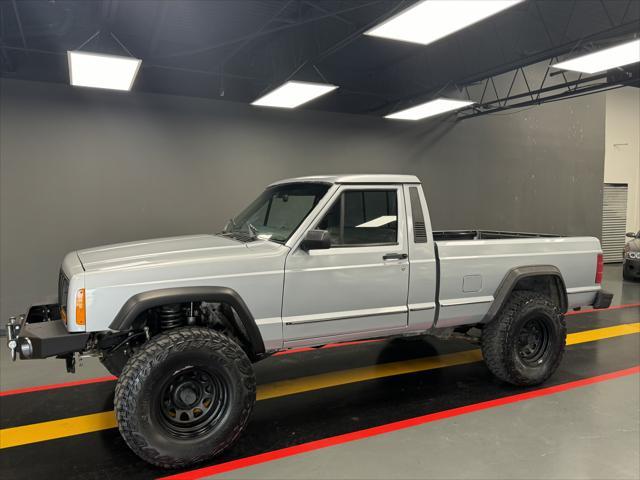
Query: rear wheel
[[114, 327, 255, 468], [481, 291, 566, 386]]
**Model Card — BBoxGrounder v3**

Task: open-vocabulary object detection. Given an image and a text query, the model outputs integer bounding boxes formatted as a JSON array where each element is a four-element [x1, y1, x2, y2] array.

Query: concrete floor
[[0, 264, 638, 480]]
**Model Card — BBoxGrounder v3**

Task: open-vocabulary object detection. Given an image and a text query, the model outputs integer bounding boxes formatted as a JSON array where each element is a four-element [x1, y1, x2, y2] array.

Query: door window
[[318, 190, 398, 246]]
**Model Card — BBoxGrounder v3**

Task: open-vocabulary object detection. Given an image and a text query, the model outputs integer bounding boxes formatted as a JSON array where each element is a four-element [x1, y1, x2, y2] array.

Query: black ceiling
[[1, 0, 639, 115]]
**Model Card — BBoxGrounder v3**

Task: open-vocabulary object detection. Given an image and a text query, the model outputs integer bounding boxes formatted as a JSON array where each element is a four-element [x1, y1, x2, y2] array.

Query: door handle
[[383, 253, 408, 261]]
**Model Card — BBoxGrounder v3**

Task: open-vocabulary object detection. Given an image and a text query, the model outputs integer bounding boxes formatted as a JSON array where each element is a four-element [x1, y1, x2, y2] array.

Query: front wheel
[[114, 327, 256, 468], [481, 291, 566, 386]]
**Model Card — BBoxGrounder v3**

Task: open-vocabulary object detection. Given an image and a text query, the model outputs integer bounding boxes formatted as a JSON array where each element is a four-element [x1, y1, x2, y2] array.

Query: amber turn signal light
[[76, 288, 86, 326]]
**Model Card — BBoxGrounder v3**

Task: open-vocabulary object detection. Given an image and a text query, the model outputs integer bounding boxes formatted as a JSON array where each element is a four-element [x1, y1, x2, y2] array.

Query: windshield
[[222, 183, 330, 243]]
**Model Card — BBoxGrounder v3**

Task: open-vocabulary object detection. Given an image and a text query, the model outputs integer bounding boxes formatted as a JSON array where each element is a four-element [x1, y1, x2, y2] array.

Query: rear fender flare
[[483, 265, 568, 323]]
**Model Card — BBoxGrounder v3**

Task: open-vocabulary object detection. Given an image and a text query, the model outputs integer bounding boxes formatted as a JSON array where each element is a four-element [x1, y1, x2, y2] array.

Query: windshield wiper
[[223, 218, 237, 234]]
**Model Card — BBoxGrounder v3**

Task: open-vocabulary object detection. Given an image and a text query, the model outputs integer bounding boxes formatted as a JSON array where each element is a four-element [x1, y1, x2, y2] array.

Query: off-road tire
[[114, 327, 256, 468], [481, 291, 566, 386], [623, 269, 635, 281]]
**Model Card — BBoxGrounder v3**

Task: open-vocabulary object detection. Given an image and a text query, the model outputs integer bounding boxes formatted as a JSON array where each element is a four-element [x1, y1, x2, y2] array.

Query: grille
[[58, 270, 69, 308]]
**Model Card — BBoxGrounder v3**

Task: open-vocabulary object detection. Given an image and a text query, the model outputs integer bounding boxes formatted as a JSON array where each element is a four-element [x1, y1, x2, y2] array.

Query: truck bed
[[431, 233, 601, 329]]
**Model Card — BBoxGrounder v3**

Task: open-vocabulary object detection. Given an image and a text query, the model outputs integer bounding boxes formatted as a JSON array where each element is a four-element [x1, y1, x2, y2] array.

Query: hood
[[77, 234, 248, 272], [626, 238, 640, 251]]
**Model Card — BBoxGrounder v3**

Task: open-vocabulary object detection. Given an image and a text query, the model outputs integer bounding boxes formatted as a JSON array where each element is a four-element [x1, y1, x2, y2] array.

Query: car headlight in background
[[626, 251, 640, 260]]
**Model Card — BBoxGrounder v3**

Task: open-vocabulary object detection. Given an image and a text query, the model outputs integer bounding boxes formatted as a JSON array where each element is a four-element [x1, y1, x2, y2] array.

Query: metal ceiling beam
[[458, 78, 638, 119], [368, 19, 640, 114]]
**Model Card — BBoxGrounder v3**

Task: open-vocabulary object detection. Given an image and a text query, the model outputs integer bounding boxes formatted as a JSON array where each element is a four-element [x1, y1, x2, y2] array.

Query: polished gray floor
[[601, 263, 640, 306], [210, 374, 640, 480]]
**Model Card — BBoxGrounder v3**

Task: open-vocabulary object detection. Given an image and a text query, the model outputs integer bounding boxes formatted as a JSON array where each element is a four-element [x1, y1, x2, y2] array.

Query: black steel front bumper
[[6, 304, 90, 361], [623, 259, 640, 279]]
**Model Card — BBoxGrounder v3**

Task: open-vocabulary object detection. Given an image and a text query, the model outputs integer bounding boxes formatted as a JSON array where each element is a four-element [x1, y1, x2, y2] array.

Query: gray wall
[[0, 78, 605, 321]]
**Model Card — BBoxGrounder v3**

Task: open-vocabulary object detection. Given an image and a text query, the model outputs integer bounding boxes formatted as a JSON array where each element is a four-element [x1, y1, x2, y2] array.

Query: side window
[[318, 190, 398, 246]]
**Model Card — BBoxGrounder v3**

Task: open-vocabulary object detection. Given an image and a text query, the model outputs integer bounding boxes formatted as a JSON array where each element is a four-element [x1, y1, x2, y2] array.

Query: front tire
[[114, 327, 256, 468], [481, 291, 566, 386]]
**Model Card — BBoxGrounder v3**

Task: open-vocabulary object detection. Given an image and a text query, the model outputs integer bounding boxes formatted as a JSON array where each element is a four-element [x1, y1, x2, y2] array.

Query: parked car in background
[[623, 231, 640, 281]]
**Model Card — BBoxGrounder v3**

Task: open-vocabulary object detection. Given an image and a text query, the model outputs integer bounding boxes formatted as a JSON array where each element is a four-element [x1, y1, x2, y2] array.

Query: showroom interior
[[0, 1, 639, 479]]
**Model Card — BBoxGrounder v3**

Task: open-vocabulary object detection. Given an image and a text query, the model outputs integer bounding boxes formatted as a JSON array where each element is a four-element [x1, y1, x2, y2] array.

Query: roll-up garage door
[[601, 183, 628, 263]]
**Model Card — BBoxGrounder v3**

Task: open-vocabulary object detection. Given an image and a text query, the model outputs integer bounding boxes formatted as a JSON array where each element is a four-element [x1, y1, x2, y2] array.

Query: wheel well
[[483, 266, 568, 324], [108, 287, 265, 360], [97, 300, 263, 377], [133, 301, 255, 357], [512, 275, 566, 311]]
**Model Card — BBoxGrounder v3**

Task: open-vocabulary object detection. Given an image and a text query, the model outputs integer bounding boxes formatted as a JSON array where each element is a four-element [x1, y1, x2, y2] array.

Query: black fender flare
[[483, 265, 568, 323], [109, 287, 265, 357]]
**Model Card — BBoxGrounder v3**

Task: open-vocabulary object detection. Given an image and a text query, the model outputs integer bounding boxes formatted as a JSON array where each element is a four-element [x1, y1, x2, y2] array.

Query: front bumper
[[623, 258, 640, 279], [7, 304, 90, 361]]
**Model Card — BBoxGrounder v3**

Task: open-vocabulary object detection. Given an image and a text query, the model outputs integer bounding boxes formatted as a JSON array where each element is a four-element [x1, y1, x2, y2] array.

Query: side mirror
[[300, 229, 331, 251], [626, 232, 637, 238]]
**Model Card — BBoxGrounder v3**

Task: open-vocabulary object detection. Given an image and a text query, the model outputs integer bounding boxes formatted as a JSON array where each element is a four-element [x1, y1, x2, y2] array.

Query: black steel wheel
[[482, 291, 566, 386], [517, 316, 551, 366], [114, 327, 255, 468], [158, 366, 230, 438]]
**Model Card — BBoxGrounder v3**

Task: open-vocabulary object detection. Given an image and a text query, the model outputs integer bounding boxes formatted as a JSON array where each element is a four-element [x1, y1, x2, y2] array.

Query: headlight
[[626, 251, 640, 260]]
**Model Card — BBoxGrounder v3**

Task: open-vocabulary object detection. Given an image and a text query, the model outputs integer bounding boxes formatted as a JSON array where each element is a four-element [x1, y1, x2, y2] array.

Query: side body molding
[[109, 287, 265, 357], [483, 265, 568, 323]]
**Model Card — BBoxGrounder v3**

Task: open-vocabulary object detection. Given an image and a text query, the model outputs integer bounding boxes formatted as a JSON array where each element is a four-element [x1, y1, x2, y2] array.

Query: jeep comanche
[[6, 174, 613, 467]]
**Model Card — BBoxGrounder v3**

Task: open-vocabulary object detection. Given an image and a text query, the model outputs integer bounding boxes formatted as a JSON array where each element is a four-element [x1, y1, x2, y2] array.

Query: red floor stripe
[[1, 303, 638, 397], [159, 365, 640, 480], [566, 302, 640, 316], [0, 375, 116, 397]]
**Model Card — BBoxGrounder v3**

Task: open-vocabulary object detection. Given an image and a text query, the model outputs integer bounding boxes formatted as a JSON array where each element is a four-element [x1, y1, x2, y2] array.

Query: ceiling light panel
[[366, 0, 524, 45], [386, 98, 474, 120], [68, 51, 141, 91], [553, 39, 640, 74], [252, 81, 338, 108]]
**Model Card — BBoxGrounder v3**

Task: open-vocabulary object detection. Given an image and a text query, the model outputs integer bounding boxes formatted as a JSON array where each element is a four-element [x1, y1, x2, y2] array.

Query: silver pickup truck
[[7, 174, 612, 467]]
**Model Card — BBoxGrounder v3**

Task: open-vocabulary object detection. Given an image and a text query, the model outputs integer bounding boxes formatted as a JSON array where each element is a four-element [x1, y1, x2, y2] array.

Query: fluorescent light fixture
[[68, 51, 142, 91], [386, 98, 474, 121], [366, 0, 524, 45], [553, 39, 640, 74], [252, 81, 337, 108]]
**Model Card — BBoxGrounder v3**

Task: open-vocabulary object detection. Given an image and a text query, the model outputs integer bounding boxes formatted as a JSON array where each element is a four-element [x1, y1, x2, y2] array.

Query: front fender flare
[[109, 286, 265, 357]]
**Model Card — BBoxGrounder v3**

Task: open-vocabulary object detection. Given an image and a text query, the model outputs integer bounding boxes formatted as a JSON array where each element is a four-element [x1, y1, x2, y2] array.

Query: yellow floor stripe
[[566, 322, 640, 346], [0, 411, 117, 449], [1, 322, 638, 450]]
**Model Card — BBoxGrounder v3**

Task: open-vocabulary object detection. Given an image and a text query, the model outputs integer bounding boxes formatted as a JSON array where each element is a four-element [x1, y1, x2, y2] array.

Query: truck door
[[281, 185, 410, 347]]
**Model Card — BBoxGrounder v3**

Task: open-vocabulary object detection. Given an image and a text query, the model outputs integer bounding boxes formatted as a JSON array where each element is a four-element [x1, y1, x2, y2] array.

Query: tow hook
[[6, 315, 25, 361]]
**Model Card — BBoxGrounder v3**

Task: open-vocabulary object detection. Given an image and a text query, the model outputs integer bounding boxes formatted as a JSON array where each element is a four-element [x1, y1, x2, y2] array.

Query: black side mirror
[[300, 229, 331, 251], [626, 232, 637, 238]]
